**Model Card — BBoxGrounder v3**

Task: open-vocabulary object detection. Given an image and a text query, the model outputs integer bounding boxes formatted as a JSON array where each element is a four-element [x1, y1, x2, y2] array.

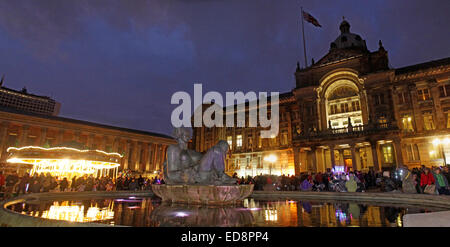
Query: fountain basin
[[151, 184, 254, 205]]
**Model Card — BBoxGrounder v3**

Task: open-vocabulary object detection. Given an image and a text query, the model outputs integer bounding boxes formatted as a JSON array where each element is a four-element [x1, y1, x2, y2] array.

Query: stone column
[[145, 143, 151, 172], [408, 83, 423, 132], [0, 121, 10, 160], [99, 136, 107, 151], [350, 144, 357, 171], [153, 144, 159, 171], [56, 129, 64, 145], [393, 138, 404, 167], [87, 133, 95, 149], [112, 137, 120, 153], [123, 140, 131, 170], [293, 147, 301, 175], [19, 125, 30, 147], [311, 147, 317, 172], [39, 127, 48, 146], [355, 147, 362, 171], [135, 142, 142, 171], [330, 145, 336, 169], [360, 90, 370, 125], [430, 80, 445, 129], [338, 149, 344, 166], [370, 141, 380, 172]]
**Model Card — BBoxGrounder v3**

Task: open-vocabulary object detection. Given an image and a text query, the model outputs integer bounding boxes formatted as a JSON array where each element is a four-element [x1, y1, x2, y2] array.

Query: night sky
[[0, 0, 448, 136]]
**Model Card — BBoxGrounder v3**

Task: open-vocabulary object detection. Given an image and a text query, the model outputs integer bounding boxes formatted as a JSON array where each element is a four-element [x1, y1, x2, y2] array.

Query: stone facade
[[0, 106, 175, 177], [192, 20, 450, 177]]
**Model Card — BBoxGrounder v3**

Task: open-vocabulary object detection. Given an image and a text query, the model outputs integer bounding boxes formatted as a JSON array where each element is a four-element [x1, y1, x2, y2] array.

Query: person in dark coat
[[128, 178, 138, 191], [5, 172, 19, 199], [60, 178, 69, 192], [29, 180, 41, 193], [17, 173, 30, 195]]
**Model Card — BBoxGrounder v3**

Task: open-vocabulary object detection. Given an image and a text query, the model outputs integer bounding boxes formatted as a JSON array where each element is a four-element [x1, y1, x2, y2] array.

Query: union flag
[[302, 11, 322, 27]]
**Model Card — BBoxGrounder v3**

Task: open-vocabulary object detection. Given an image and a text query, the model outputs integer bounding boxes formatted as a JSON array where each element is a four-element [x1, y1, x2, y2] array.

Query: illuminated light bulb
[[432, 138, 441, 146]]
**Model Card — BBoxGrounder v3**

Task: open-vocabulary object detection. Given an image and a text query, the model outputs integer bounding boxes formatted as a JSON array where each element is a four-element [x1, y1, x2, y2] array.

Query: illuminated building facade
[[0, 83, 61, 116], [0, 106, 175, 177], [193, 20, 450, 176]]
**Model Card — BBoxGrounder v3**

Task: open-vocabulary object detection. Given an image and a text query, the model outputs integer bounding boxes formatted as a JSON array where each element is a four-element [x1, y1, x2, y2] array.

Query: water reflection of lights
[[40, 201, 114, 223], [114, 198, 142, 203], [264, 209, 278, 221], [335, 210, 348, 222], [175, 212, 189, 217]]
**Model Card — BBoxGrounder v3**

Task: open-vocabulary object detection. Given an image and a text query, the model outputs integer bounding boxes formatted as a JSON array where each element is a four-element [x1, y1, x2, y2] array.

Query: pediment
[[314, 49, 364, 67]]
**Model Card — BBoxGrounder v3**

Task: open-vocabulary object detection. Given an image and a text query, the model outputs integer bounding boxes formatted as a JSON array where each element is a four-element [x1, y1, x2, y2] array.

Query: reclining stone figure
[[163, 127, 236, 185]]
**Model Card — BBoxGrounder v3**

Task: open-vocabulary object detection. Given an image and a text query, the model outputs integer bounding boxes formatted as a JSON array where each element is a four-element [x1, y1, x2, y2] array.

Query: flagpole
[[300, 7, 308, 68]]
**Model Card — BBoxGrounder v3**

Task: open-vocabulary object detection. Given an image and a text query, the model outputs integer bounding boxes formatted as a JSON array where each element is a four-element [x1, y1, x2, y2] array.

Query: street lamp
[[264, 154, 277, 175]]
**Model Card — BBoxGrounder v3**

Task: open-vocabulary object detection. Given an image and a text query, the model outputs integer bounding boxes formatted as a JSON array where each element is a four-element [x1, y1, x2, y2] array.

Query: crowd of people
[[233, 169, 380, 192], [0, 171, 165, 200], [1, 165, 450, 200], [234, 165, 450, 195]]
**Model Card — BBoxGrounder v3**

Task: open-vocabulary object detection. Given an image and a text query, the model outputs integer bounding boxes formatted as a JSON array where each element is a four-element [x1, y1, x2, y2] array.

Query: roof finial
[[342, 16, 345, 21]]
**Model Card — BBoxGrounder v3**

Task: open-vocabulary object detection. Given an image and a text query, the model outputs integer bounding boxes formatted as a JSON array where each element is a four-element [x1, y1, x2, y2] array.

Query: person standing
[[0, 171, 5, 194], [420, 168, 435, 193], [17, 173, 30, 195], [5, 172, 19, 199], [434, 168, 450, 195], [60, 178, 69, 192]]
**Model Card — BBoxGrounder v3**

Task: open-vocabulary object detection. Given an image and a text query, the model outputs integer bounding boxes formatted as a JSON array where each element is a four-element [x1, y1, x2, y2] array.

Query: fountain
[[151, 127, 253, 205]]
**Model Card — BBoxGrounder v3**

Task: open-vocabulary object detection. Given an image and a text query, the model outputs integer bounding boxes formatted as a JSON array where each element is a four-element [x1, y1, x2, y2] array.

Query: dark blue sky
[[0, 0, 448, 135]]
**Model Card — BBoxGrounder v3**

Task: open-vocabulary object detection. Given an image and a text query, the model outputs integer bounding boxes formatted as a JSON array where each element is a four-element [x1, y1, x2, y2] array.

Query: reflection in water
[[150, 204, 254, 227], [6, 197, 442, 227]]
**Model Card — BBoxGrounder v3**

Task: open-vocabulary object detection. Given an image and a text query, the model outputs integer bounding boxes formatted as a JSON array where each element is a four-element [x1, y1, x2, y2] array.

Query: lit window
[[417, 89, 431, 101], [236, 135, 242, 148], [406, 144, 420, 161], [446, 112, 450, 129], [401, 115, 414, 132], [382, 145, 394, 163], [423, 112, 435, 130], [429, 145, 442, 160], [227, 136, 232, 150]]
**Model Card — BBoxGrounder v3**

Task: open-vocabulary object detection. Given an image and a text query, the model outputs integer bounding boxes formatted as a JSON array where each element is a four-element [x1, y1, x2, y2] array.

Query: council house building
[[192, 19, 450, 177]]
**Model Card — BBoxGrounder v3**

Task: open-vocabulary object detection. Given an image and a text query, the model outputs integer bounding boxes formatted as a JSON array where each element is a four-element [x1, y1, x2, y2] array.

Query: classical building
[[193, 19, 450, 177], [0, 82, 61, 116], [0, 106, 175, 177]]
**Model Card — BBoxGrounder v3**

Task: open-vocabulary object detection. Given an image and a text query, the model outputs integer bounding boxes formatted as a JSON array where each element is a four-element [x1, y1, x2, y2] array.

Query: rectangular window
[[236, 135, 242, 148], [417, 89, 431, 101], [423, 112, 435, 130], [429, 145, 442, 160], [401, 115, 414, 132], [227, 136, 233, 150], [439, 85, 450, 98], [406, 144, 420, 161], [247, 134, 253, 149], [447, 112, 450, 129], [382, 144, 394, 163], [397, 92, 410, 104], [281, 130, 288, 145]]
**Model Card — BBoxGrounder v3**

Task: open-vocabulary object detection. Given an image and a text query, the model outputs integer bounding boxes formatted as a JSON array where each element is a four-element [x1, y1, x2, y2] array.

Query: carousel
[[6, 143, 123, 180]]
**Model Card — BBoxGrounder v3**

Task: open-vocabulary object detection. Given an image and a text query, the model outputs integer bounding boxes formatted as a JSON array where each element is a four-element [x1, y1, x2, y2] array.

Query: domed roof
[[330, 19, 367, 51]]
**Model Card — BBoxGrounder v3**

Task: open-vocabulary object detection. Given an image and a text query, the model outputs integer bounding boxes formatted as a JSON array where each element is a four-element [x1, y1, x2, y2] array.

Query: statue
[[163, 127, 236, 185]]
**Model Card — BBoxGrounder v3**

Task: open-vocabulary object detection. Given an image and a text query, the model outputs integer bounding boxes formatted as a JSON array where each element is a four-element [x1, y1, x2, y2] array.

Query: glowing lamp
[[433, 138, 441, 146], [264, 154, 277, 163]]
